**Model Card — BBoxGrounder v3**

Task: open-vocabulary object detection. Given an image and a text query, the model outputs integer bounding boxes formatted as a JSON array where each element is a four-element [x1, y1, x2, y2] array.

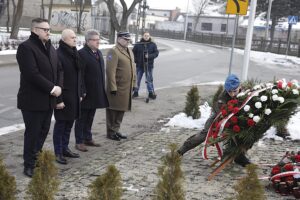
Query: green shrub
[[184, 86, 200, 119], [153, 144, 185, 200], [233, 164, 266, 200], [0, 155, 16, 200], [88, 165, 123, 200], [26, 150, 59, 200]]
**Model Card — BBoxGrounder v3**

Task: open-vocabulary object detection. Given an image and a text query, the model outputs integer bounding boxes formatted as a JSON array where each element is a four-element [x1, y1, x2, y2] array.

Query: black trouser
[[178, 112, 215, 155], [75, 108, 96, 144], [106, 108, 125, 136], [21, 109, 53, 169]]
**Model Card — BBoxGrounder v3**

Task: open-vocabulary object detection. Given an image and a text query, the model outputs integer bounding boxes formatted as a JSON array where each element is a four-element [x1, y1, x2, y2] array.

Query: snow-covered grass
[[164, 102, 300, 141]]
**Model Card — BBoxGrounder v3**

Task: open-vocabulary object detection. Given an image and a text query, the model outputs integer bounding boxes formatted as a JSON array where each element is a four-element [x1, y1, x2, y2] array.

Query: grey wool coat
[[106, 43, 136, 111]]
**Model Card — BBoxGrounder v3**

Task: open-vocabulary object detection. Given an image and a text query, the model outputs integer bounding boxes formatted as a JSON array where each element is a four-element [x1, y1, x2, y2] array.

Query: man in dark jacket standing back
[[132, 31, 159, 99], [75, 29, 108, 151], [53, 29, 84, 165], [16, 18, 62, 177]]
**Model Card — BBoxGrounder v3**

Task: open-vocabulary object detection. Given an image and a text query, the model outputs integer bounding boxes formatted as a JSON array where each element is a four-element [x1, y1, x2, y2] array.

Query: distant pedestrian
[[53, 29, 84, 165], [132, 31, 159, 99], [16, 18, 63, 177], [74, 29, 108, 151], [106, 31, 136, 141]]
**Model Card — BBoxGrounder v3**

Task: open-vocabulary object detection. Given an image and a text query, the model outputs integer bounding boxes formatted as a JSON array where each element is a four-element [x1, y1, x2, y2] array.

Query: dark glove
[[110, 91, 117, 96]]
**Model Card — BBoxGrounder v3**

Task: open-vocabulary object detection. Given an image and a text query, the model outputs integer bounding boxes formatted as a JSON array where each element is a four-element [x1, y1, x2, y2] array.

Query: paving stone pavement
[[1, 85, 299, 200]]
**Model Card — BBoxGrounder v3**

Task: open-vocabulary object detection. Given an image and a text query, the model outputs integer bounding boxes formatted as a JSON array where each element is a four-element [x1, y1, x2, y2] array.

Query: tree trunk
[[6, 0, 10, 33], [41, 0, 45, 18], [10, 0, 24, 39], [268, 17, 277, 52], [48, 0, 53, 23], [109, 21, 116, 44]]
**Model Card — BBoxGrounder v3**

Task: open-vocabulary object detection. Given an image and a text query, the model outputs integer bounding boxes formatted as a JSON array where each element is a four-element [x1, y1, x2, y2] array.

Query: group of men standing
[[16, 18, 159, 178]]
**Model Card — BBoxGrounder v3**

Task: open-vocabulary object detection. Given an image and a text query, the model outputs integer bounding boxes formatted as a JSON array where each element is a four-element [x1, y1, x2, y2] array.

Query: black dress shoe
[[56, 154, 67, 165], [63, 149, 80, 158], [23, 167, 34, 178], [107, 133, 121, 141], [234, 153, 251, 167], [116, 132, 127, 139]]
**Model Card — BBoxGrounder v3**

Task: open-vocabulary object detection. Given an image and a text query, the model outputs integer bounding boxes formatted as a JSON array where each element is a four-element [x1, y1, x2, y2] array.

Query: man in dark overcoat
[[74, 29, 108, 151], [53, 29, 84, 164], [106, 31, 136, 141], [16, 18, 63, 177]]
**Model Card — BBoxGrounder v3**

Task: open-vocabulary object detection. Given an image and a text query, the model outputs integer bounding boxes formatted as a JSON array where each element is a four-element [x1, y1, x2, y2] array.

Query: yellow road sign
[[226, 0, 248, 15]]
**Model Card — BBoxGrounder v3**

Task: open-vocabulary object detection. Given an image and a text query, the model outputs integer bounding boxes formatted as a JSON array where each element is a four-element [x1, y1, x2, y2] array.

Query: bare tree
[[74, 0, 85, 34], [104, 0, 142, 43], [10, 0, 24, 39], [6, 0, 10, 33], [192, 0, 209, 33], [41, 0, 45, 18], [48, 0, 53, 23]]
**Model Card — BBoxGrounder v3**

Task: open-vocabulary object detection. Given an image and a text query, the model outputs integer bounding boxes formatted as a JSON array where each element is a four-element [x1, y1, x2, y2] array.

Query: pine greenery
[[184, 86, 201, 119], [233, 164, 266, 200], [26, 150, 59, 200], [0, 155, 16, 200], [274, 118, 289, 137], [88, 165, 123, 200], [211, 84, 224, 106], [153, 143, 185, 200]]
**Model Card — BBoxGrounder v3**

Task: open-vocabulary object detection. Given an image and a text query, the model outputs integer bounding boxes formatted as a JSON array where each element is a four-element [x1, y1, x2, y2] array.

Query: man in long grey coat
[[106, 31, 136, 141]]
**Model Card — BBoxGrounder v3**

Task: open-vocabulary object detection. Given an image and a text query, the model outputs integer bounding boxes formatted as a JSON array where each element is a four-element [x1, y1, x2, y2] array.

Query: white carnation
[[272, 94, 279, 101], [282, 82, 287, 89], [292, 89, 299, 95], [265, 108, 272, 115], [272, 89, 278, 94], [278, 97, 285, 103], [253, 116, 261, 123], [248, 113, 254, 118], [266, 83, 273, 88], [260, 95, 268, 102], [255, 102, 262, 109], [243, 105, 250, 112]]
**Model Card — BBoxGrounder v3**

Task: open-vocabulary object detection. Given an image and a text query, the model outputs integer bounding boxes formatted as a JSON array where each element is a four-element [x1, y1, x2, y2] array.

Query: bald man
[[53, 29, 85, 164]]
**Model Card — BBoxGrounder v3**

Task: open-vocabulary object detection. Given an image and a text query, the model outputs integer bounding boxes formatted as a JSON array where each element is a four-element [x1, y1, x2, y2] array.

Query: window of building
[[201, 23, 212, 31], [221, 24, 227, 32]]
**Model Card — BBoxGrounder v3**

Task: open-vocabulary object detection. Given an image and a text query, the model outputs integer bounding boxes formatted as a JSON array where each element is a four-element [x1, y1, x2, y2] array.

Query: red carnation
[[221, 109, 227, 116], [271, 165, 281, 175], [230, 116, 238, 124], [228, 105, 234, 111], [233, 107, 239, 114], [225, 122, 230, 128], [232, 99, 238, 104], [295, 155, 300, 163], [287, 81, 293, 88], [284, 163, 294, 171], [277, 80, 283, 89], [247, 119, 255, 127], [233, 125, 240, 133]]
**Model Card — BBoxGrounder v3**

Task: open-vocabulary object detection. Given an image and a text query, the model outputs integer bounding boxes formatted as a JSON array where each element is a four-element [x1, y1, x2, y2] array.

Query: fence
[[147, 29, 300, 57]]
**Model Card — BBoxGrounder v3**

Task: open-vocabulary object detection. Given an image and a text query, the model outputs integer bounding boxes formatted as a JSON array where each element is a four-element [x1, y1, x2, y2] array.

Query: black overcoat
[[16, 32, 62, 111], [54, 40, 84, 120], [79, 45, 108, 109]]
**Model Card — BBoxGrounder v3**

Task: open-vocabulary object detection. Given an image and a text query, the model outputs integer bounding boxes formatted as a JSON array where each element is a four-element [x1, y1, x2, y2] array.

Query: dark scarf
[[59, 40, 82, 70]]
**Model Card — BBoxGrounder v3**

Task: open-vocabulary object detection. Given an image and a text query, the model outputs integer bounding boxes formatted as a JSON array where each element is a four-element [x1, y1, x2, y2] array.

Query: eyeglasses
[[35, 27, 50, 33], [89, 38, 100, 41]]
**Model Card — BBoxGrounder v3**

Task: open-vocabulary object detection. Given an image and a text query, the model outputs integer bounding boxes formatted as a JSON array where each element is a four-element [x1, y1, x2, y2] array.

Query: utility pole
[[183, 0, 190, 40], [135, 0, 148, 43], [242, 0, 257, 81], [265, 0, 273, 52]]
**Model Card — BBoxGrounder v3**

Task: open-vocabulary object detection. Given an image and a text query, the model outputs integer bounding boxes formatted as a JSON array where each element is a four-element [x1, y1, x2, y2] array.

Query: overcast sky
[[124, 0, 189, 11]]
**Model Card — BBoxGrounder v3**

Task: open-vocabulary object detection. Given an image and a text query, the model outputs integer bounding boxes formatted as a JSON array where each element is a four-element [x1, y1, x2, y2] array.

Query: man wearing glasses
[[75, 29, 108, 151], [106, 31, 136, 141], [16, 18, 62, 177]]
